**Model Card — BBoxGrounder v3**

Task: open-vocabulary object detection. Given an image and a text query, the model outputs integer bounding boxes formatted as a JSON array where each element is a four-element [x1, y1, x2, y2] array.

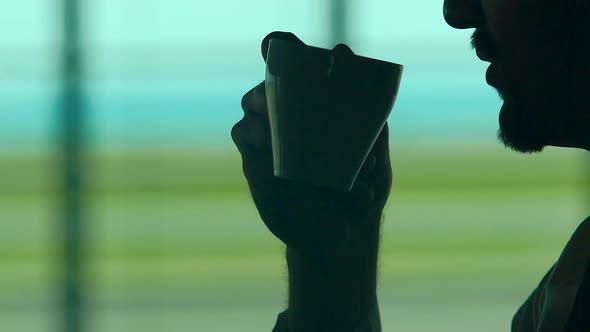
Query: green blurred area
[[3, 1, 588, 331], [0, 145, 587, 331]]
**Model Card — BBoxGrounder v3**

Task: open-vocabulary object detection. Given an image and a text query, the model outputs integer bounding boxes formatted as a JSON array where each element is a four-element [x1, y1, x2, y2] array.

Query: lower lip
[[486, 64, 500, 87]]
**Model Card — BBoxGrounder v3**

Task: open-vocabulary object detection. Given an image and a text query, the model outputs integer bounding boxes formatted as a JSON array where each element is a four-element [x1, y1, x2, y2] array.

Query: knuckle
[[241, 83, 264, 113], [231, 119, 246, 145], [241, 92, 251, 112], [242, 150, 273, 180], [232, 115, 273, 156], [233, 118, 258, 142]]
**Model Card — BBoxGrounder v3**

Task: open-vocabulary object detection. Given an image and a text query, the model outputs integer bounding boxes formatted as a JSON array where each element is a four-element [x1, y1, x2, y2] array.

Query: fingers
[[368, 123, 392, 202], [261, 31, 305, 62], [241, 82, 268, 115], [232, 83, 272, 155], [231, 112, 272, 153], [346, 124, 391, 212], [349, 180, 375, 212], [372, 122, 391, 172], [351, 154, 377, 210], [231, 113, 276, 197], [358, 154, 377, 179]]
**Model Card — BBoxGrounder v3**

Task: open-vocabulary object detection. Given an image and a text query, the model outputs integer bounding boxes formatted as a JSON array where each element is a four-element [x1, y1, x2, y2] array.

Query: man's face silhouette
[[443, 0, 590, 152]]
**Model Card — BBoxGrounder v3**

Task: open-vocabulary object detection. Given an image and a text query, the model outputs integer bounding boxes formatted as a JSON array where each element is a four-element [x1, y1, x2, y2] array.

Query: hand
[[231, 32, 392, 264]]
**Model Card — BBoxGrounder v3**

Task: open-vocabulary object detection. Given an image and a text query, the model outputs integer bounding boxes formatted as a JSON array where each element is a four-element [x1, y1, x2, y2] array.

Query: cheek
[[480, 0, 531, 56], [481, 0, 561, 96]]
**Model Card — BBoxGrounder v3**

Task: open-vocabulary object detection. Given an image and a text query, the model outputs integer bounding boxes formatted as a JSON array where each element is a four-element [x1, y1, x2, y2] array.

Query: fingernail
[[333, 43, 354, 55]]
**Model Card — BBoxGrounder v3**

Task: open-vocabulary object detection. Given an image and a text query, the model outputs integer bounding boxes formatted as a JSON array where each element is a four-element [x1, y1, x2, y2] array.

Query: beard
[[472, 0, 584, 154], [497, 112, 543, 154], [497, 77, 590, 153], [495, 62, 576, 154], [497, 97, 551, 154]]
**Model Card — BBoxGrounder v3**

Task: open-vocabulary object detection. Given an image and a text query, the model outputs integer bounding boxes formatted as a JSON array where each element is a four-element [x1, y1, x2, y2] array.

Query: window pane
[[81, 1, 588, 332], [85, 1, 325, 331], [0, 1, 59, 331]]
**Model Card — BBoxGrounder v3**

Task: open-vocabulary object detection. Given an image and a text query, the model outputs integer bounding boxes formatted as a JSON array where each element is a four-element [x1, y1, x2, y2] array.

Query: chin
[[497, 101, 548, 154], [491, 58, 585, 153]]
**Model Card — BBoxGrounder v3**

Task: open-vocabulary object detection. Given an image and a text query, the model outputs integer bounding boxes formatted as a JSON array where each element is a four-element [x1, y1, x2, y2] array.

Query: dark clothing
[[273, 266, 590, 332], [273, 217, 590, 331], [512, 217, 590, 331], [513, 262, 590, 331], [272, 218, 590, 332], [511, 265, 554, 331]]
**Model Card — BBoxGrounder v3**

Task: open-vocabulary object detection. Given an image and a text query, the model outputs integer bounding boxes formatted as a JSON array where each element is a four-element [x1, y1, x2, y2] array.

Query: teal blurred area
[[0, 1, 588, 332]]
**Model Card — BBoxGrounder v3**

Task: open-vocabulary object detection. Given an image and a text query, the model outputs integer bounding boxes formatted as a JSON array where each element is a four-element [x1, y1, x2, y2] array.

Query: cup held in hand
[[265, 36, 403, 192]]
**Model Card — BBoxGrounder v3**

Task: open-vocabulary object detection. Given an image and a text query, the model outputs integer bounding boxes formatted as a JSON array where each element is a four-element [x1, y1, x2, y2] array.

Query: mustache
[[471, 26, 499, 60]]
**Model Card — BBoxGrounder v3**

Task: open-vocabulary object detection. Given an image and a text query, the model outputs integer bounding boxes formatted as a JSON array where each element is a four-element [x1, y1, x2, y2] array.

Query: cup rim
[[268, 38, 404, 70]]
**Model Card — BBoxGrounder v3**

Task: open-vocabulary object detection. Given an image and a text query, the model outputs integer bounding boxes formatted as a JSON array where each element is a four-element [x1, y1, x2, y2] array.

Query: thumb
[[332, 43, 355, 55], [261, 31, 305, 63]]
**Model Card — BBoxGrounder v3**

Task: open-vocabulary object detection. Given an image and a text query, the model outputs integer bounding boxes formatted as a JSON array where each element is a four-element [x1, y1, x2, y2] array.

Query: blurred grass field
[[0, 145, 588, 332]]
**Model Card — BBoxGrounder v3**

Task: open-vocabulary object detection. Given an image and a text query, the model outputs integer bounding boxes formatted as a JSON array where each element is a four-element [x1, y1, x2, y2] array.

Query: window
[[1, 1, 586, 331]]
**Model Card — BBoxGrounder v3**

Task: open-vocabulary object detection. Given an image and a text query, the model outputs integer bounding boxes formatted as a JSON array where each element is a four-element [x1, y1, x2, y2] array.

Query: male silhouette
[[231, 0, 590, 331]]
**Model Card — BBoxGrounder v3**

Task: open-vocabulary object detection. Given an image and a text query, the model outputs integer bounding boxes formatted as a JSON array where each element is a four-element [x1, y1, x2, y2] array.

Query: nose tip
[[443, 8, 473, 29], [443, 0, 484, 29]]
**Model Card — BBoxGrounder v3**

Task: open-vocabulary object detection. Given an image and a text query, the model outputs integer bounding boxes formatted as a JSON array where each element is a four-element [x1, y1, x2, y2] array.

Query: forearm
[[284, 214, 382, 332]]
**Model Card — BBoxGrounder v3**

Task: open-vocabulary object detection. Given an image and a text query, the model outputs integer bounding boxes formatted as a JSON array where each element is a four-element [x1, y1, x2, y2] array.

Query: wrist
[[286, 243, 379, 300], [290, 211, 382, 276], [284, 215, 382, 331]]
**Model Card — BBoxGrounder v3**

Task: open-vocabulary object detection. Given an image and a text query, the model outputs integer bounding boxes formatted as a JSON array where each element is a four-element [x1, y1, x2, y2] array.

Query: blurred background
[[0, 0, 588, 331]]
